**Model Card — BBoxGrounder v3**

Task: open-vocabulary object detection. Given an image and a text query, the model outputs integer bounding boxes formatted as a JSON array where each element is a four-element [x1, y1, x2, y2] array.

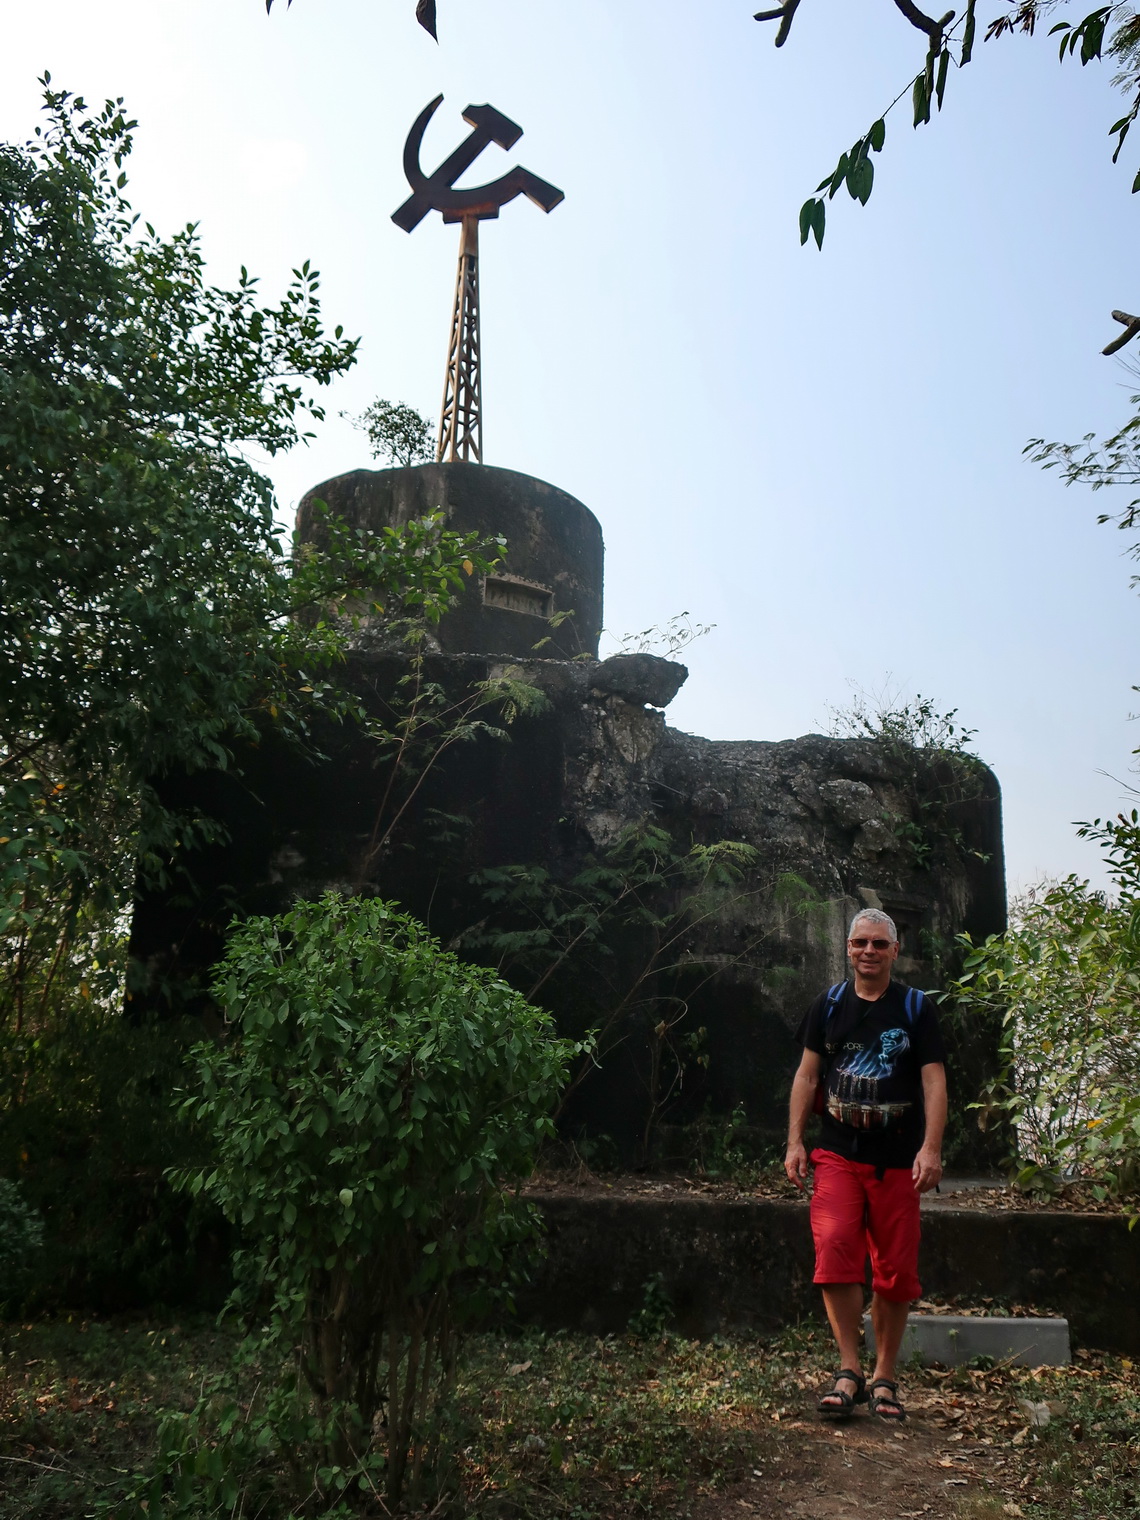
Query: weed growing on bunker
[[826, 687, 990, 869]]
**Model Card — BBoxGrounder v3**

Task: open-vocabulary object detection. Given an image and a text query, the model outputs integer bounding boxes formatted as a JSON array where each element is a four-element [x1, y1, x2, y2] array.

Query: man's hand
[[912, 1145, 942, 1194], [785, 1139, 810, 1191]]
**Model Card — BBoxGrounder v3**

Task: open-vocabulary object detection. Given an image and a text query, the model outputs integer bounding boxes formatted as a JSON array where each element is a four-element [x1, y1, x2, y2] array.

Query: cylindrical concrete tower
[[296, 462, 604, 661]]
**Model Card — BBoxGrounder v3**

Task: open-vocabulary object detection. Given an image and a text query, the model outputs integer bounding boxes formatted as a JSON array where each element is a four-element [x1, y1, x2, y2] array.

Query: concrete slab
[[921, 1175, 1012, 1209], [863, 1312, 1071, 1367]]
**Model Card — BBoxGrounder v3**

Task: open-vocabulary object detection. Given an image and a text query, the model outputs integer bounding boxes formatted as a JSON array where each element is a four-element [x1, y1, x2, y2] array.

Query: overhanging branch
[[892, 0, 957, 42], [753, 0, 805, 47], [756, 0, 957, 50], [1104, 308, 1140, 356]]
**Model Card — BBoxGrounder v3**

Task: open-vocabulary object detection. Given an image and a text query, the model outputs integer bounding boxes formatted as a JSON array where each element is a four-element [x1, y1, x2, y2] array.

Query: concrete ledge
[[864, 1312, 1071, 1367], [517, 1194, 1140, 1354]]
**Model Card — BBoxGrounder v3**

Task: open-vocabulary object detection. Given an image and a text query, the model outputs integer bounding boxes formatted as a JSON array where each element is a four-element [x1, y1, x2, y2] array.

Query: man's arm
[[913, 1061, 946, 1194], [785, 1047, 823, 1191]]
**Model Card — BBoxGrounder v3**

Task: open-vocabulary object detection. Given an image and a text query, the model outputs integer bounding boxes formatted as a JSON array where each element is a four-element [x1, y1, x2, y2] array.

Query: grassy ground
[[1, 1315, 1138, 1518]]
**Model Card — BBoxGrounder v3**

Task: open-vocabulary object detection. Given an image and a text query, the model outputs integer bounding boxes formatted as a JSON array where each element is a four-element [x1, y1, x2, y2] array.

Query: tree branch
[[892, 0, 957, 41], [756, 1, 957, 62], [753, 0, 805, 47], [1104, 308, 1140, 356]]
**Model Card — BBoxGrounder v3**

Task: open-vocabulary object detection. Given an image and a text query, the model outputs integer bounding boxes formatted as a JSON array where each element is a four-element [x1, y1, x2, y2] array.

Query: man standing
[[784, 908, 947, 1422]]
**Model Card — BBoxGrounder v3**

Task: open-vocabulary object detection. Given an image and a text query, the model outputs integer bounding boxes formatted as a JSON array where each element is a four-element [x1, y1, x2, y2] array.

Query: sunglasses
[[848, 937, 894, 951]]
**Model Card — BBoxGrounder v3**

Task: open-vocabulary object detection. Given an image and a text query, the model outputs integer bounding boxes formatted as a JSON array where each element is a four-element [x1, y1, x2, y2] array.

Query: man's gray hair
[[848, 908, 898, 942]]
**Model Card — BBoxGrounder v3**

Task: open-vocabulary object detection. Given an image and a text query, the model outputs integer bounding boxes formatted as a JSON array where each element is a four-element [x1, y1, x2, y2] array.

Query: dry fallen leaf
[[507, 1360, 532, 1376], [1017, 1398, 1052, 1427]]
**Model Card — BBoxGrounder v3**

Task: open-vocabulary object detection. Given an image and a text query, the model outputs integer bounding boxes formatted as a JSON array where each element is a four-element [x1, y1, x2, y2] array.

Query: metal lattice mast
[[392, 97, 563, 466], [438, 214, 482, 463]]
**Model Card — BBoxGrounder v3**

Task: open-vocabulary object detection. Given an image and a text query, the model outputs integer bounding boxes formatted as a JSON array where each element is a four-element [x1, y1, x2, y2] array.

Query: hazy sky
[[4, 1, 1139, 893]]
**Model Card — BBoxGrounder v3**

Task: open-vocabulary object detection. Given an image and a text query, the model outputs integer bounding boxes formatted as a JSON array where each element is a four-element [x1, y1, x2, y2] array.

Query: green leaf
[[869, 117, 886, 152], [912, 72, 928, 129], [960, 0, 976, 65], [849, 155, 874, 206], [1081, 15, 1106, 64], [810, 198, 826, 249], [1111, 116, 1133, 165], [798, 198, 816, 245], [935, 48, 950, 112]]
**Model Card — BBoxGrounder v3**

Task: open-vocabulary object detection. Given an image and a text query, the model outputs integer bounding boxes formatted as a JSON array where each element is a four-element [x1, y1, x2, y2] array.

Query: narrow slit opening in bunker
[[483, 576, 553, 618]]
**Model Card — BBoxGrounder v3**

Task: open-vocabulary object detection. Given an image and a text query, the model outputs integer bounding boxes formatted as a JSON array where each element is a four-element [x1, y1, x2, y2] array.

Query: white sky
[[4, 0, 1139, 894]]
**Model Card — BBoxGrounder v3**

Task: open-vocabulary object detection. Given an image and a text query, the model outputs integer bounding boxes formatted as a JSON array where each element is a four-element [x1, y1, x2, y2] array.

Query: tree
[[348, 396, 435, 467], [165, 893, 578, 1510], [948, 811, 1140, 1207], [0, 84, 499, 1019]]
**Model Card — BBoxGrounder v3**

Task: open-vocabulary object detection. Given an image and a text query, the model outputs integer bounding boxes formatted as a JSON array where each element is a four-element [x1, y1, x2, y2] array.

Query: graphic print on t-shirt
[[827, 1027, 913, 1130]]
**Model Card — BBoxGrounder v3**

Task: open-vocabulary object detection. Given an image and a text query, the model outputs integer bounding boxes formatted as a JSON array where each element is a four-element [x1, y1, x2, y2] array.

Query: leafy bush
[[347, 396, 434, 467], [167, 893, 579, 1511], [827, 687, 990, 867], [949, 812, 1140, 1206], [627, 1271, 672, 1339], [0, 1008, 221, 1312], [0, 867, 229, 1312], [0, 1177, 43, 1310], [1, 84, 498, 1026]]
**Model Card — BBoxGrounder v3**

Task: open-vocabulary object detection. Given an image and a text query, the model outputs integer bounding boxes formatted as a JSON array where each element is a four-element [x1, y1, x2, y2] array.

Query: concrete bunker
[[130, 462, 1006, 1162]]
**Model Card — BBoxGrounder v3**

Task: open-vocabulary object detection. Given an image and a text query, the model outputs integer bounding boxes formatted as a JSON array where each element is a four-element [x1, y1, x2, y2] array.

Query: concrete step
[[864, 1312, 1071, 1367]]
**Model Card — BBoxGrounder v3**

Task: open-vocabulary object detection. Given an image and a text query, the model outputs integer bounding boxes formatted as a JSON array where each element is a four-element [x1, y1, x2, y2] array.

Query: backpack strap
[[902, 986, 928, 1025], [820, 981, 848, 1054], [824, 981, 848, 1027]]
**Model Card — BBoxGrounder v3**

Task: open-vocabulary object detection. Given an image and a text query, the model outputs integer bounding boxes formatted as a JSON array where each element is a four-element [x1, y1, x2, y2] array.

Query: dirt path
[[696, 1388, 1009, 1519]]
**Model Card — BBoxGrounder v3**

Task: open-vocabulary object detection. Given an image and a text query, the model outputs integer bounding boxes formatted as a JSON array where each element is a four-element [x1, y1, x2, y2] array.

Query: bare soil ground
[[3, 1318, 1136, 1518], [696, 1392, 1011, 1519]]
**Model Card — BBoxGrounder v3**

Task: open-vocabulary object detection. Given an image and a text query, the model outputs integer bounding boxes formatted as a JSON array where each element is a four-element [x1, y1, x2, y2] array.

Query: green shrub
[[0, 1009, 220, 1311], [168, 892, 579, 1511], [949, 812, 1140, 1207], [0, 1176, 43, 1310], [627, 1271, 672, 1339]]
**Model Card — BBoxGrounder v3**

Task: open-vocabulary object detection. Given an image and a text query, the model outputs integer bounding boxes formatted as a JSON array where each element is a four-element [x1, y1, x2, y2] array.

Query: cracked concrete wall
[[129, 644, 1004, 1150]]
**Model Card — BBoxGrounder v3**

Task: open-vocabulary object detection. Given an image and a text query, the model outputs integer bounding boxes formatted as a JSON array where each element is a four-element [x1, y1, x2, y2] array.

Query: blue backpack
[[813, 981, 928, 1112], [821, 980, 928, 1046]]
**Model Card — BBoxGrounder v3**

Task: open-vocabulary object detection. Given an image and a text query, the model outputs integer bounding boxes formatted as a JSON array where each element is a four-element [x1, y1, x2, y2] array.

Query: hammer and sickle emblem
[[392, 95, 564, 232]]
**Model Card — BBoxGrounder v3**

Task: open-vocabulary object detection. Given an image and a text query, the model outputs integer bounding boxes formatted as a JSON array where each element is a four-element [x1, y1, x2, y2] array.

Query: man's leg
[[869, 1292, 910, 1382], [820, 1282, 865, 1389], [809, 1151, 870, 1410], [865, 1166, 922, 1416]]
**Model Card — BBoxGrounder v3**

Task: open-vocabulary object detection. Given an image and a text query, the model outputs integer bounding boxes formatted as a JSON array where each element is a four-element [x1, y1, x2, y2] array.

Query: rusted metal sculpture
[[392, 97, 563, 463]]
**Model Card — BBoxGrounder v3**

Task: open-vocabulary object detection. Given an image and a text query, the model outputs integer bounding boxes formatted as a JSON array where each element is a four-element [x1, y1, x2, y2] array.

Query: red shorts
[[809, 1148, 921, 1303]]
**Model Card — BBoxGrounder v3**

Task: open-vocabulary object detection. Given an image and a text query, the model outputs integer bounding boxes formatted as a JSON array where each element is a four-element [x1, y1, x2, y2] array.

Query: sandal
[[868, 1377, 906, 1422], [817, 1368, 866, 1420]]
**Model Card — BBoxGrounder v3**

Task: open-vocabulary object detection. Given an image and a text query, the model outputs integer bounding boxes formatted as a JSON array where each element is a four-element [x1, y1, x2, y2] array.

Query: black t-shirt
[[796, 980, 946, 1169]]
